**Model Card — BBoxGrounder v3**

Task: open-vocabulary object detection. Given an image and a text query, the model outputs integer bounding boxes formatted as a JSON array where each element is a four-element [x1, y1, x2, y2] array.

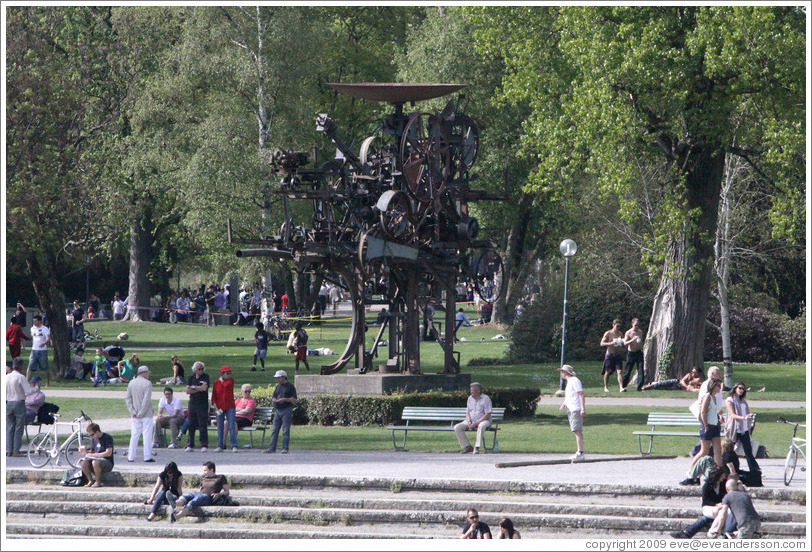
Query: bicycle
[[27, 410, 91, 469], [778, 417, 806, 486]]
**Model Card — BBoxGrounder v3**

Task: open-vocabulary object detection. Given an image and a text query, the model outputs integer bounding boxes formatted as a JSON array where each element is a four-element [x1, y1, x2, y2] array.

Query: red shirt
[[281, 294, 289, 309], [6, 323, 29, 346], [211, 377, 236, 410]]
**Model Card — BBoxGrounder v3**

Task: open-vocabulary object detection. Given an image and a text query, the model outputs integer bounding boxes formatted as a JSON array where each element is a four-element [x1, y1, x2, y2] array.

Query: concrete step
[[6, 488, 806, 538], [6, 488, 806, 524]]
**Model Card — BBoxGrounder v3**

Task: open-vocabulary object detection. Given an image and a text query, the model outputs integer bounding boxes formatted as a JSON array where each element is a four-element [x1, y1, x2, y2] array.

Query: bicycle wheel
[[28, 433, 55, 468], [64, 434, 87, 469], [784, 446, 798, 486]]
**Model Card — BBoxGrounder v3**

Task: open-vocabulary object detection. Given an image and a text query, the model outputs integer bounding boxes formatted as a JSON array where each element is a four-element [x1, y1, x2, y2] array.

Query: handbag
[[688, 398, 702, 420], [724, 416, 738, 442]]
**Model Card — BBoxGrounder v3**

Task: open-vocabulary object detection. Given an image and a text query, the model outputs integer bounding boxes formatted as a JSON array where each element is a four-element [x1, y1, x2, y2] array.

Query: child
[[252, 322, 269, 372]]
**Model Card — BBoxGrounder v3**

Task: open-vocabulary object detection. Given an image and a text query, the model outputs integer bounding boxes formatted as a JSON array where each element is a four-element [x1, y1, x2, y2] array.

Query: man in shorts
[[252, 321, 269, 372], [599, 318, 625, 392], [27, 315, 51, 385], [79, 422, 115, 487], [559, 365, 586, 462]]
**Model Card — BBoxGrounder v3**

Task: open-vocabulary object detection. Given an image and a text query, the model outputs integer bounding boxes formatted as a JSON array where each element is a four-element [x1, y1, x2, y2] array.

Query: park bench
[[386, 406, 505, 452], [203, 406, 275, 448], [633, 412, 706, 455]]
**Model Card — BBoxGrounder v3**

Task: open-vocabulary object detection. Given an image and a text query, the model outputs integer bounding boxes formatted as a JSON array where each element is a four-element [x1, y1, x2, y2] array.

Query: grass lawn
[[39, 316, 805, 401], [19, 314, 806, 457]]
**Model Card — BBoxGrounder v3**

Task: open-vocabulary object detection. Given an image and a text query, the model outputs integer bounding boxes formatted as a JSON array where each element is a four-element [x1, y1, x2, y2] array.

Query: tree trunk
[[123, 205, 153, 322], [26, 251, 69, 381], [715, 153, 737, 388], [644, 146, 725, 380], [492, 193, 547, 326]]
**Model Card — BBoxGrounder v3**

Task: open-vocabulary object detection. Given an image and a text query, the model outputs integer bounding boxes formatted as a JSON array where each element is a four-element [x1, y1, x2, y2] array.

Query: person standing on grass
[[264, 370, 297, 454], [126, 365, 155, 463], [599, 318, 625, 392], [212, 366, 238, 452], [70, 300, 86, 345], [6, 315, 31, 360], [185, 361, 210, 452], [293, 322, 310, 374], [559, 365, 586, 462], [252, 322, 269, 372], [27, 315, 51, 385], [79, 422, 115, 487], [621, 317, 645, 391]]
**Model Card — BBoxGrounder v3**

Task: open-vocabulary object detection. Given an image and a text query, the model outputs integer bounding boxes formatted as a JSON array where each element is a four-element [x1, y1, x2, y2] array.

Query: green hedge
[[252, 386, 538, 426]]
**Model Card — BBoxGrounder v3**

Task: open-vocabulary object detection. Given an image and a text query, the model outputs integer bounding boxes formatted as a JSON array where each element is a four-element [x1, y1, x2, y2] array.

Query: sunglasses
[[468, 515, 479, 520]]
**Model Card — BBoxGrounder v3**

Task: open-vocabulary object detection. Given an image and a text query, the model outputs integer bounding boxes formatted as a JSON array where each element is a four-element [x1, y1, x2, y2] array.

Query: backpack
[[36, 403, 60, 425], [61, 468, 88, 487]]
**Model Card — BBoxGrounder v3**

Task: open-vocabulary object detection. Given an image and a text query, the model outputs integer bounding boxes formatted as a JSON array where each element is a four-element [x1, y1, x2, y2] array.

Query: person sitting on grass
[[169, 461, 229, 523], [158, 355, 185, 385], [641, 366, 704, 391], [92, 347, 120, 386], [117, 353, 141, 383], [146, 461, 183, 521], [78, 422, 115, 487]]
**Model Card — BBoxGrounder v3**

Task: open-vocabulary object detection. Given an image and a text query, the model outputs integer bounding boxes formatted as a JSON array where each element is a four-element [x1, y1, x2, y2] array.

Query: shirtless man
[[621, 318, 645, 391], [600, 319, 624, 392]]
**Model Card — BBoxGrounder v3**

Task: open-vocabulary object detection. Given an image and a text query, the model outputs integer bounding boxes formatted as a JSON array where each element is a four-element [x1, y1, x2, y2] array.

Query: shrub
[[704, 305, 805, 363], [252, 387, 540, 427]]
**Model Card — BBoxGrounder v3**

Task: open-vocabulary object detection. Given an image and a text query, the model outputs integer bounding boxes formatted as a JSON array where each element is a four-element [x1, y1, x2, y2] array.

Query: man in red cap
[[211, 366, 238, 452]]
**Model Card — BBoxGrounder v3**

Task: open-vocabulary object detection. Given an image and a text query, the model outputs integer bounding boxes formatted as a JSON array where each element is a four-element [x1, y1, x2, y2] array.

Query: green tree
[[472, 6, 805, 378], [6, 7, 127, 374]]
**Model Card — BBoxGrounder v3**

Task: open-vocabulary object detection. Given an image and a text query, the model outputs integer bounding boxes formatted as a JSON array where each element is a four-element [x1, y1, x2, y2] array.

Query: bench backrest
[[254, 406, 275, 423], [645, 413, 699, 426], [400, 406, 505, 423]]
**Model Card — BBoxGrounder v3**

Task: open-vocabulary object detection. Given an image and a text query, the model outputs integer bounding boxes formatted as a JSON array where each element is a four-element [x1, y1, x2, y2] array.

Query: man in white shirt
[[7, 358, 34, 456], [153, 386, 184, 448], [27, 315, 51, 385], [454, 382, 492, 454], [559, 365, 586, 462], [125, 365, 155, 462]]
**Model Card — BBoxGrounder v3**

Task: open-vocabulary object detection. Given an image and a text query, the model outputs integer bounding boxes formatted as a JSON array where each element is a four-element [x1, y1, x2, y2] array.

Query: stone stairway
[[5, 471, 806, 539]]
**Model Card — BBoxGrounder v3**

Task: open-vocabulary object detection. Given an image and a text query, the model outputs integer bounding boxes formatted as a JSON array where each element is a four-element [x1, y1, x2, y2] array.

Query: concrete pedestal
[[294, 372, 471, 396]]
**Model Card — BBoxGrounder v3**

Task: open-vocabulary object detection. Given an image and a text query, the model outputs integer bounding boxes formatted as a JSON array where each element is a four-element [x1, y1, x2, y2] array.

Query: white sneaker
[[214, 447, 223, 452], [232, 447, 238, 453], [200, 447, 208, 453], [167, 444, 177, 449], [185, 446, 193, 452], [570, 451, 585, 462]]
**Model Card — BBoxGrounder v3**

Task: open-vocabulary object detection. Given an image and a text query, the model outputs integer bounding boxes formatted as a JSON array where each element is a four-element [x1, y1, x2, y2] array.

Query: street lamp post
[[557, 239, 577, 394]]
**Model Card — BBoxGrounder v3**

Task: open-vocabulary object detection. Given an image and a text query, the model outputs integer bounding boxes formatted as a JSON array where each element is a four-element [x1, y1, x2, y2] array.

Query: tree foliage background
[[6, 5, 805, 373]]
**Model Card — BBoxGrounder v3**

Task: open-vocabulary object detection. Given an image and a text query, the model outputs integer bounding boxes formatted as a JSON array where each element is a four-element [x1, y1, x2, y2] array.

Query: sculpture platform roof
[[327, 82, 466, 103]]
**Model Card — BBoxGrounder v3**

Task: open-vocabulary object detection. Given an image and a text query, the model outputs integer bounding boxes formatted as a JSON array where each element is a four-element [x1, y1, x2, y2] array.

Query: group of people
[[460, 508, 521, 539]]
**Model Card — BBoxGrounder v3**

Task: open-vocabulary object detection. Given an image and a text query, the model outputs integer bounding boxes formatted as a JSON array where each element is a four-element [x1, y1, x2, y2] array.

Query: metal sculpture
[[230, 83, 505, 375]]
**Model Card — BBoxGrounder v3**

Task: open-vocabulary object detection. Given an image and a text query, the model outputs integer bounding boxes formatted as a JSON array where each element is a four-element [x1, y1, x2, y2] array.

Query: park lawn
[[99, 406, 804, 457], [24, 317, 806, 401]]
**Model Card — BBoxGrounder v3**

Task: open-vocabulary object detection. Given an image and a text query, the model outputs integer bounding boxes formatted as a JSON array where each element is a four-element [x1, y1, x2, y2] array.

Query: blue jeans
[[180, 492, 212, 510], [217, 408, 238, 449], [150, 489, 174, 515], [268, 408, 292, 452]]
